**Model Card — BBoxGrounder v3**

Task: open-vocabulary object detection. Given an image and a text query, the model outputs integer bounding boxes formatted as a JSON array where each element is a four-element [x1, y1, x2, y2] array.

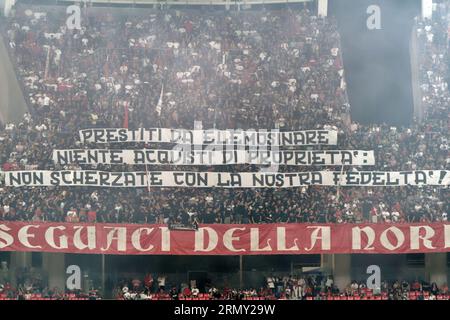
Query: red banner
[[0, 221, 449, 255]]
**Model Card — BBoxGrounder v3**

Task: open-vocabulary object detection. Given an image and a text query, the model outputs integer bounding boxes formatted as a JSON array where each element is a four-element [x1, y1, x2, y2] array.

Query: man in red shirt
[[182, 286, 191, 298], [412, 280, 421, 291], [2, 162, 13, 171], [184, 20, 193, 33], [87, 210, 97, 222]]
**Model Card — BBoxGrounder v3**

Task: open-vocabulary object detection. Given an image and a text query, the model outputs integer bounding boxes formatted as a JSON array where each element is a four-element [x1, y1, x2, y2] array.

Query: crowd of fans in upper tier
[[0, 4, 448, 225]]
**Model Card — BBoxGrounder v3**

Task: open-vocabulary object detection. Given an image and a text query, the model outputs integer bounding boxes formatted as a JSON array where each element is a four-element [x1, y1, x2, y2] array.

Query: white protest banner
[[78, 128, 338, 146], [4, 170, 449, 188], [52, 149, 375, 166]]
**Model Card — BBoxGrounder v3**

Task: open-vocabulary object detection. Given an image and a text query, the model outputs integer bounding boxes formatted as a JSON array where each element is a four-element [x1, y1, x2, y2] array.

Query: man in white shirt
[[267, 276, 275, 293], [391, 211, 400, 222], [325, 276, 334, 292], [381, 210, 391, 222], [191, 286, 199, 297]]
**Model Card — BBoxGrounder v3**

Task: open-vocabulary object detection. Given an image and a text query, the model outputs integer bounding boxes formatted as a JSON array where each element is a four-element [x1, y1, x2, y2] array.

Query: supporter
[[180, 285, 189, 298], [411, 279, 421, 291], [190, 286, 199, 298], [431, 282, 439, 295], [170, 287, 179, 300], [266, 275, 275, 293], [54, 275, 445, 300], [157, 274, 166, 292], [144, 273, 153, 293], [122, 286, 133, 300], [0, 4, 447, 226], [325, 275, 334, 293]]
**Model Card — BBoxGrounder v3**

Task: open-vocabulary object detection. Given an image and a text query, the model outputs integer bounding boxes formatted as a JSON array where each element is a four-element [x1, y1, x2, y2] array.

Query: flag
[[155, 84, 164, 116], [145, 162, 151, 193], [336, 165, 345, 201]]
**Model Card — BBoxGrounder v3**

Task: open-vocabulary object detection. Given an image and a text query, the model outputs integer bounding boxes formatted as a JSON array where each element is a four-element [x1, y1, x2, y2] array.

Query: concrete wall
[[350, 254, 426, 283], [332, 254, 351, 289], [9, 252, 31, 287], [42, 253, 66, 291], [425, 253, 448, 286]]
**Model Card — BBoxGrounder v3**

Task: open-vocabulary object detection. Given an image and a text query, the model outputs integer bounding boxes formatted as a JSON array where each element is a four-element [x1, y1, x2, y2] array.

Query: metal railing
[[53, 0, 312, 6]]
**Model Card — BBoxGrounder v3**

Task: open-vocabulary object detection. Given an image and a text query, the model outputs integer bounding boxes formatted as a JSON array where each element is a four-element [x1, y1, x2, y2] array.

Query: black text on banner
[[78, 128, 338, 146], [52, 149, 375, 166]]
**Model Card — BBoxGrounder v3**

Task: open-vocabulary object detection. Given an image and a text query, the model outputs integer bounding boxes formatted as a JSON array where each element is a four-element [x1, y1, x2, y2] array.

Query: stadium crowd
[[2, 271, 449, 300], [0, 4, 448, 225]]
